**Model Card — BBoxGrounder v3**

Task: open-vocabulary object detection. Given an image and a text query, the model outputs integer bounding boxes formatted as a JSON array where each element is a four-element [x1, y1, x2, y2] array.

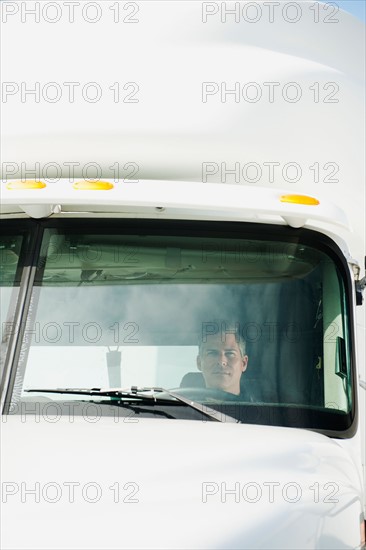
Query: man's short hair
[[198, 320, 246, 356]]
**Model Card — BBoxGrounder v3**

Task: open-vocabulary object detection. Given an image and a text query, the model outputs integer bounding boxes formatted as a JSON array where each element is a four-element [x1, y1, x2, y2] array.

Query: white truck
[[0, 178, 365, 549], [1, 2, 365, 549]]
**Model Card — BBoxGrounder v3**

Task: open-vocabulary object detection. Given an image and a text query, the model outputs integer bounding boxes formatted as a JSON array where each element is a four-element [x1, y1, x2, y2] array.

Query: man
[[196, 327, 248, 396]]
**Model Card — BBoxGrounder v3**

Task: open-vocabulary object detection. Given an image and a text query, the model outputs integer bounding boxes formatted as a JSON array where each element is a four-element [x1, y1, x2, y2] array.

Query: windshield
[[0, 228, 29, 388], [3, 220, 354, 434]]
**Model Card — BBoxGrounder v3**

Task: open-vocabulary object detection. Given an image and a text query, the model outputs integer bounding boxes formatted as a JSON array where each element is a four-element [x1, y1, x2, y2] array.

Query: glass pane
[[0, 234, 26, 377], [9, 227, 352, 431]]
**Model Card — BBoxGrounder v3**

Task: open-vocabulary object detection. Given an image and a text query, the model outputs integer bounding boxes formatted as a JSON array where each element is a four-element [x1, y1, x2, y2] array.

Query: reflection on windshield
[[1, 234, 25, 381], [6, 226, 353, 432]]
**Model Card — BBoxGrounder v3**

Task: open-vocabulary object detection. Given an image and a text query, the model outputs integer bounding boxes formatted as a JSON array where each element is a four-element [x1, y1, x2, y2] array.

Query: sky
[[336, 0, 366, 21]]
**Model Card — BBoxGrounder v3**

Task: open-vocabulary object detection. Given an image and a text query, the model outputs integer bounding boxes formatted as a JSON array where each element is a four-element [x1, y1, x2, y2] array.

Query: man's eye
[[226, 352, 236, 358]]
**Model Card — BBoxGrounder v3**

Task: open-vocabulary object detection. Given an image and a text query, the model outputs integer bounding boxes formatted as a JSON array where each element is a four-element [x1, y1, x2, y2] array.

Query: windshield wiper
[[160, 388, 239, 423], [25, 386, 239, 423], [26, 387, 163, 400]]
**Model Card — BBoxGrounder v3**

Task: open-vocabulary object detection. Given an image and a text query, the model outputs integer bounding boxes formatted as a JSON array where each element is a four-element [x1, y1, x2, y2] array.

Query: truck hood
[[0, 417, 363, 549]]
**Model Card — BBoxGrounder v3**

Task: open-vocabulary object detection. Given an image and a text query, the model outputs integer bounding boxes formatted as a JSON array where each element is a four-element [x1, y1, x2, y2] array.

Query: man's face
[[197, 333, 248, 395]]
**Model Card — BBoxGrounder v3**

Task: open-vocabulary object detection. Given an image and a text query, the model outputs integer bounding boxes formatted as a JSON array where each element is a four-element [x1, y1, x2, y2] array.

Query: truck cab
[[1, 179, 365, 549]]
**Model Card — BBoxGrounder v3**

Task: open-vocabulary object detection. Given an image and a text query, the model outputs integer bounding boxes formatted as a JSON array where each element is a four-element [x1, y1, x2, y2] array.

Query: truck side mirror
[[355, 257, 365, 306], [356, 277, 365, 306]]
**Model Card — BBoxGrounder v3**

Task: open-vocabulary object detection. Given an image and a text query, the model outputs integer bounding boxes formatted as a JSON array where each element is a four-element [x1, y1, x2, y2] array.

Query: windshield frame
[[0, 217, 357, 438], [0, 219, 40, 408]]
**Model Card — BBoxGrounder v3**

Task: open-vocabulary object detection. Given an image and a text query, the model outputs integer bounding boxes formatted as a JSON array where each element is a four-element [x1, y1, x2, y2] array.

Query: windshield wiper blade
[[160, 388, 239, 423], [25, 387, 239, 423], [25, 387, 167, 402]]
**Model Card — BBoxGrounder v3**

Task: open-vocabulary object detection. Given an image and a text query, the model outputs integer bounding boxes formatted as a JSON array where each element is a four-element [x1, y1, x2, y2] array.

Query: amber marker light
[[73, 180, 114, 190], [6, 180, 46, 190], [280, 194, 320, 205]]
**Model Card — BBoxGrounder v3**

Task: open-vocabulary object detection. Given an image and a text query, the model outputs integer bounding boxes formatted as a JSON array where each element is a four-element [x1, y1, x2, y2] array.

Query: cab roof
[[0, 179, 349, 233]]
